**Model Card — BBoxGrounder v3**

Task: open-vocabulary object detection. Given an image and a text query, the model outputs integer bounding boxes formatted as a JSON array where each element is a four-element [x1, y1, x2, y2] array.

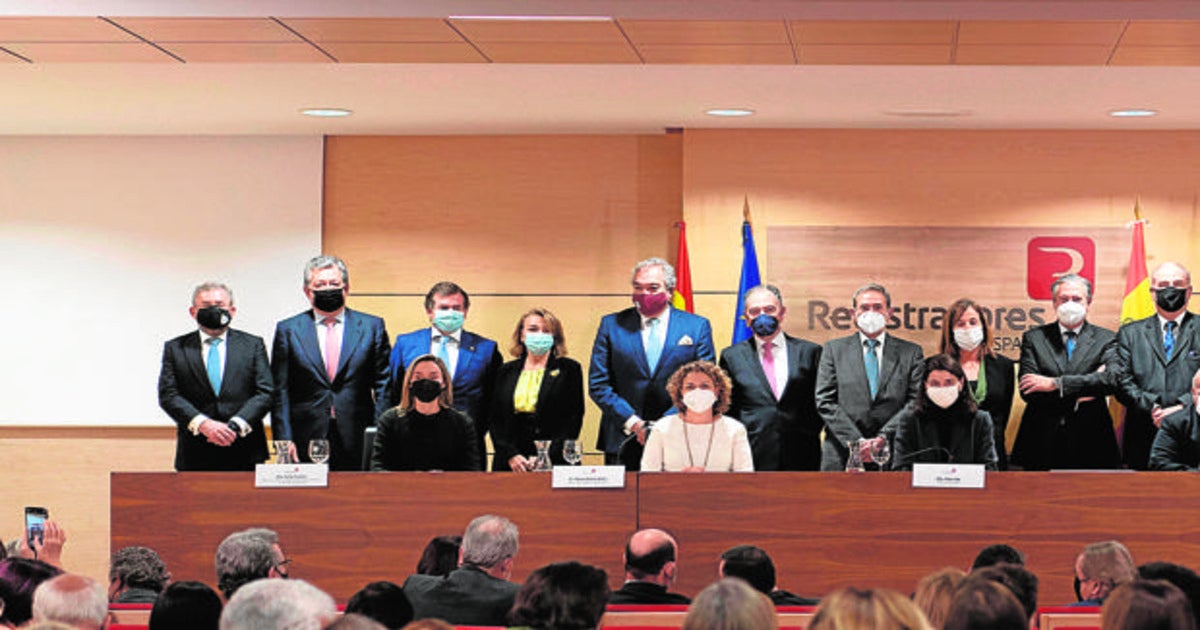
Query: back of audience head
[[1101, 579, 1197, 630], [943, 580, 1027, 630], [108, 546, 170, 602], [399, 620, 454, 630], [810, 587, 934, 630], [219, 578, 335, 630], [1139, 562, 1200, 628], [1077, 541, 1137, 604], [718, 545, 776, 595], [346, 581, 413, 629], [971, 544, 1025, 570], [416, 536, 461, 577], [0, 557, 63, 627], [968, 563, 1038, 621], [328, 613, 387, 630], [914, 568, 967, 630], [31, 574, 108, 630], [461, 515, 519, 574], [214, 528, 284, 600], [509, 561, 610, 630], [149, 581, 223, 630], [682, 578, 777, 630], [625, 529, 678, 584]]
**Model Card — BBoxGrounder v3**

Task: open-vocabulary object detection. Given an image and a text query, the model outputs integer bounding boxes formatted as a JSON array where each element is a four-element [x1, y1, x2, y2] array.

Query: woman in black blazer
[[490, 307, 585, 472], [940, 298, 1016, 470]]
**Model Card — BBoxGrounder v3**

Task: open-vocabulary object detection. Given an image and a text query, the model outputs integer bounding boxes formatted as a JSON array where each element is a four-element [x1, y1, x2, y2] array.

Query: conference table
[[112, 471, 1200, 604]]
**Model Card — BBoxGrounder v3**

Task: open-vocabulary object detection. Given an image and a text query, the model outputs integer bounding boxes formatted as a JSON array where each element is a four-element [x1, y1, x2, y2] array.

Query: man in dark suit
[[719, 285, 823, 471], [386, 281, 502, 466], [609, 528, 690, 605], [403, 515, 520, 626], [719, 545, 819, 606], [815, 283, 924, 471], [1114, 261, 1200, 470], [589, 257, 715, 466], [158, 282, 272, 471], [1150, 368, 1200, 470], [1012, 274, 1120, 470], [271, 255, 391, 470]]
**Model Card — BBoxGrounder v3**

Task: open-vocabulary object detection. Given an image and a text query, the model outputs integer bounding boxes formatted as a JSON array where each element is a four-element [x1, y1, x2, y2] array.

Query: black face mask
[[312, 288, 345, 313], [410, 379, 443, 403], [1155, 286, 1189, 312], [196, 306, 231, 330], [750, 314, 780, 337]]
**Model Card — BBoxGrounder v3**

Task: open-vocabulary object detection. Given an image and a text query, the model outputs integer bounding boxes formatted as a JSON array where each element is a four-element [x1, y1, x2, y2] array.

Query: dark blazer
[[719, 334, 823, 471], [387, 328, 502, 465], [770, 590, 820, 606], [589, 307, 715, 456], [891, 405, 998, 471], [972, 353, 1015, 469], [370, 406, 481, 471], [608, 581, 691, 605], [1113, 313, 1200, 469], [270, 308, 391, 470], [158, 329, 272, 471], [1150, 402, 1200, 471], [815, 333, 924, 471], [1011, 321, 1120, 470], [490, 355, 584, 471], [403, 566, 520, 626]]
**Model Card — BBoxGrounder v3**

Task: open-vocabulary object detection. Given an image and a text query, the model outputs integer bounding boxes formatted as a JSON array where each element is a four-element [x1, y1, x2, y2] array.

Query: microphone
[[893, 446, 955, 467]]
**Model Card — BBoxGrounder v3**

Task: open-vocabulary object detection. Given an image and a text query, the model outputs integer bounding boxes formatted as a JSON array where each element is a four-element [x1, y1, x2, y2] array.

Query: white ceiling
[[5, 0, 1200, 135]]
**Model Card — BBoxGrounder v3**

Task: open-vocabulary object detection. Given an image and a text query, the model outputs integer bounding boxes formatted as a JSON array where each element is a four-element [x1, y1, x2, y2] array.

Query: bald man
[[32, 574, 110, 630], [1114, 262, 1200, 469], [609, 528, 690, 604]]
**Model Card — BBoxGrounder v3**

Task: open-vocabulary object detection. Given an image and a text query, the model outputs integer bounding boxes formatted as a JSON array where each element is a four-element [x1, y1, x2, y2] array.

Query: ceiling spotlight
[[705, 108, 755, 117], [301, 108, 352, 118], [1108, 108, 1158, 118]]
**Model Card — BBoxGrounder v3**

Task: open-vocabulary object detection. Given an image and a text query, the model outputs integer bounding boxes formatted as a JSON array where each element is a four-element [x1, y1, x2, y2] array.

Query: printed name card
[[255, 463, 329, 488], [552, 465, 626, 489], [911, 463, 986, 489]]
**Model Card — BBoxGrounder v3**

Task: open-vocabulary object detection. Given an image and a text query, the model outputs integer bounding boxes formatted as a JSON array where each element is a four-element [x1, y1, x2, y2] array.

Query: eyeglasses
[[274, 558, 292, 578]]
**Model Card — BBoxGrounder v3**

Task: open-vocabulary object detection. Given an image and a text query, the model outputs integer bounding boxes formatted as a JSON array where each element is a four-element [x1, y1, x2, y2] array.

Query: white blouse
[[640, 414, 754, 472]]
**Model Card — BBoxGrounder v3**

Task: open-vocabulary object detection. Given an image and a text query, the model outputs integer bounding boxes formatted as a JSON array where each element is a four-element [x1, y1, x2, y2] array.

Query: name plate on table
[[255, 464, 328, 488], [912, 463, 986, 489], [552, 465, 626, 489]]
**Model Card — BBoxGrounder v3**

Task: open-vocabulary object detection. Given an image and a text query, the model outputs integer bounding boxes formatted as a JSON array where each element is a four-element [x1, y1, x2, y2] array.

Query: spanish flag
[[671, 221, 694, 313], [1120, 200, 1155, 326]]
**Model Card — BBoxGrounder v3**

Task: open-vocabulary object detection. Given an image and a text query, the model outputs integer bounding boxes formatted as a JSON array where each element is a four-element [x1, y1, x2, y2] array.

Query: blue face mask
[[523, 332, 555, 356], [432, 309, 464, 333], [749, 314, 779, 337]]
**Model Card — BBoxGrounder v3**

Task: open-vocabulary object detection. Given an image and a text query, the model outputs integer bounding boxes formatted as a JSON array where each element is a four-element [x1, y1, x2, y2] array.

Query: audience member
[[346, 581, 413, 629], [108, 546, 170, 603], [21, 622, 75, 630], [940, 298, 1015, 469], [610, 528, 690, 604], [640, 360, 754, 472], [968, 563, 1039, 622], [891, 354, 999, 470], [719, 284, 824, 471], [415, 536, 461, 577], [1139, 562, 1200, 628], [214, 527, 288, 600], [403, 515, 520, 626], [809, 587, 933, 630], [15, 521, 67, 569], [816, 283, 924, 471], [327, 613, 387, 630], [371, 354, 482, 471], [970, 544, 1025, 570], [398, 620, 453, 630], [682, 578, 778, 630], [589, 257, 715, 468], [148, 581, 222, 630], [0, 558, 63, 627], [31, 574, 108, 630], [1150, 368, 1200, 470], [507, 561, 610, 630], [1101, 579, 1196, 630], [718, 544, 818, 606], [943, 579, 1027, 630], [1074, 541, 1138, 606], [914, 568, 967, 629], [219, 578, 336, 630]]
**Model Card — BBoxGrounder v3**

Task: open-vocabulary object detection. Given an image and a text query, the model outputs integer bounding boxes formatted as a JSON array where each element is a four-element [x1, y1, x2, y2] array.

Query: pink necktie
[[323, 317, 340, 382], [761, 340, 780, 399]]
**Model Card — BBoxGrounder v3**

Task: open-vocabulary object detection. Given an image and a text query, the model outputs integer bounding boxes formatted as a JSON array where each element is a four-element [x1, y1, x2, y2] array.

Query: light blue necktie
[[645, 318, 664, 373], [437, 335, 451, 373], [864, 338, 879, 399], [206, 337, 222, 395], [1065, 331, 1077, 361], [1165, 321, 1177, 360]]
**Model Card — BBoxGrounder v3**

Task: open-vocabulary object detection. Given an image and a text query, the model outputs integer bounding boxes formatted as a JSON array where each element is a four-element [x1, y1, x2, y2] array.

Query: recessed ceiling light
[[883, 108, 972, 118], [300, 108, 352, 118], [705, 108, 755, 117], [449, 15, 612, 21], [1109, 108, 1158, 118]]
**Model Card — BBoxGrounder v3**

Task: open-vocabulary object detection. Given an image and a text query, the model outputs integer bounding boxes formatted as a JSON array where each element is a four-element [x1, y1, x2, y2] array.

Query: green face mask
[[524, 332, 555, 356], [432, 309, 464, 333]]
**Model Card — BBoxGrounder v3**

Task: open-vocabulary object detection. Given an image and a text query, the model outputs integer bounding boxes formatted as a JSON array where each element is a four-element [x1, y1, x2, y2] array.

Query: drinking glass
[[871, 439, 891, 468], [563, 440, 584, 466], [273, 440, 295, 465], [308, 439, 331, 465], [844, 440, 865, 473], [533, 440, 553, 471]]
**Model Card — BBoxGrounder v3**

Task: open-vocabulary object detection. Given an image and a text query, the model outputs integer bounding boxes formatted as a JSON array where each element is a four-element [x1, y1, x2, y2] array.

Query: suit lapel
[[655, 310, 685, 378], [455, 331, 480, 386], [535, 356, 559, 411], [331, 310, 366, 383], [221, 331, 246, 397], [746, 339, 776, 397], [876, 336, 902, 394], [183, 333, 214, 398], [297, 312, 329, 383], [1042, 325, 1068, 374], [618, 310, 652, 377], [843, 335, 870, 396], [1144, 317, 1168, 365], [1068, 323, 1096, 369], [1170, 313, 1194, 365], [781, 335, 804, 398]]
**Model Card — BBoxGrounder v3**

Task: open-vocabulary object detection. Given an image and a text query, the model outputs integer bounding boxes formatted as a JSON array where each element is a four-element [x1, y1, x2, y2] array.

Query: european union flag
[[732, 203, 761, 344]]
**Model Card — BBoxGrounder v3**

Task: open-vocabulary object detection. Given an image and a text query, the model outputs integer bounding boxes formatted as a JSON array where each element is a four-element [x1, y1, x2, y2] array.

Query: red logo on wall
[[1027, 237, 1096, 299]]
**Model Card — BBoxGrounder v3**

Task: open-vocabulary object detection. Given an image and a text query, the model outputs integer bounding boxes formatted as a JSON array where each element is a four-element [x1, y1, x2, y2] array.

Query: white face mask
[[682, 388, 717, 413], [856, 311, 887, 336], [1057, 300, 1087, 327], [927, 385, 960, 409], [953, 326, 985, 351]]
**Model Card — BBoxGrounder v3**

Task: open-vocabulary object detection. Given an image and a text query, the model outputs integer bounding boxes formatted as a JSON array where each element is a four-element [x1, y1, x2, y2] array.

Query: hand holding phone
[[25, 506, 48, 549]]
